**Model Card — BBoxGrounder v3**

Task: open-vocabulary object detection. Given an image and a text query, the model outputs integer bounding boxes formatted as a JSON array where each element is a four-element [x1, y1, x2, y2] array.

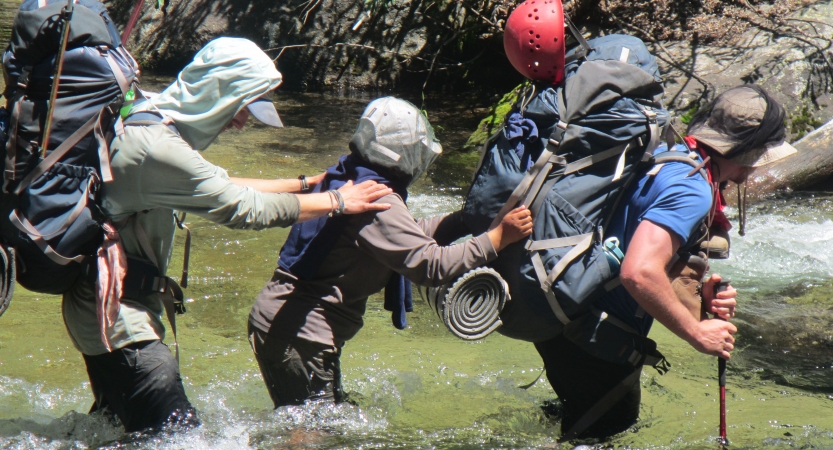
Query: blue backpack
[[0, 0, 139, 295], [461, 34, 706, 342]]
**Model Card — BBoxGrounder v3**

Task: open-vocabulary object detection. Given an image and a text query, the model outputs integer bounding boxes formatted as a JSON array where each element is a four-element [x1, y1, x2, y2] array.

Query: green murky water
[[4, 3, 833, 448]]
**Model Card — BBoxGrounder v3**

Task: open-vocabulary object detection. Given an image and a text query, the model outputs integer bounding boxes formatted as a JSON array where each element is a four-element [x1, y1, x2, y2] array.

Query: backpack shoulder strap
[[652, 150, 710, 183]]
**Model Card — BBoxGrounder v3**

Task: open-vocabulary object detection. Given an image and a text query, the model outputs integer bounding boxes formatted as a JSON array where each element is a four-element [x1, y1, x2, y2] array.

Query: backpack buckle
[[16, 67, 31, 90], [146, 275, 167, 293]]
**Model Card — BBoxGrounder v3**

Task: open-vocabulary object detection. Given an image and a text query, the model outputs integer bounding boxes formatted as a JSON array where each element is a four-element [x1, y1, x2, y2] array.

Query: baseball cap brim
[[247, 97, 283, 128]]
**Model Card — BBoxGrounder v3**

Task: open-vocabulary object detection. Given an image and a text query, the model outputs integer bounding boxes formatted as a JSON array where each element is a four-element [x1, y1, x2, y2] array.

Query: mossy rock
[[462, 84, 524, 152], [429, 150, 482, 188], [784, 281, 833, 306]]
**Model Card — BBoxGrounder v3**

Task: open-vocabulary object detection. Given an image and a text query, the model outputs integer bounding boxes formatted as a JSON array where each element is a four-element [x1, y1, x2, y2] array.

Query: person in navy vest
[[248, 97, 533, 407]]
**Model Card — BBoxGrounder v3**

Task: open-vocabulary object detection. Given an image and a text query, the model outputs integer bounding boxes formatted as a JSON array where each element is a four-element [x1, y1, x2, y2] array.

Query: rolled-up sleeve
[[416, 210, 471, 246], [356, 196, 497, 287], [138, 138, 300, 229]]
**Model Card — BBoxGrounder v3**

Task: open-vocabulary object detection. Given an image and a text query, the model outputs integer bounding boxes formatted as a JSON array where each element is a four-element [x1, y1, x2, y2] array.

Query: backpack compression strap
[[521, 107, 662, 325], [8, 177, 95, 266]]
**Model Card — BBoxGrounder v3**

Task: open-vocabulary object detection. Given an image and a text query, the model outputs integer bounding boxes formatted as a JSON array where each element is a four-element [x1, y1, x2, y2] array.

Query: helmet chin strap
[[563, 15, 592, 63]]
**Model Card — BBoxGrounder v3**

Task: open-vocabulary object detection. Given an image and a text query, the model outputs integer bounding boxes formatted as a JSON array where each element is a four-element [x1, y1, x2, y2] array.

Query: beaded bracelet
[[332, 189, 345, 216], [326, 190, 345, 217], [326, 190, 338, 217]]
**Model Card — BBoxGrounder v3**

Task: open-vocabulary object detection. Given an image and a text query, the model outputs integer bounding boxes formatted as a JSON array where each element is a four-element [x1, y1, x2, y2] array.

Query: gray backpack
[[462, 34, 705, 341]]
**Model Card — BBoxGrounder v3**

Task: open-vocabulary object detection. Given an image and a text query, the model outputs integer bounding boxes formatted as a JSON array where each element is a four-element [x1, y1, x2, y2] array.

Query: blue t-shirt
[[594, 144, 712, 335]]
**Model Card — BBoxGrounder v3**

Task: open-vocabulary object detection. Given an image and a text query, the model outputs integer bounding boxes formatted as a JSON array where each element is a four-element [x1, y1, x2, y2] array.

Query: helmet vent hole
[[534, 8, 538, 12], [529, 30, 534, 34], [529, 39, 534, 44], [536, 34, 540, 39], [529, 49, 534, 53], [534, 16, 539, 20], [553, 37, 558, 42], [528, 13, 532, 17], [536, 44, 541, 49]]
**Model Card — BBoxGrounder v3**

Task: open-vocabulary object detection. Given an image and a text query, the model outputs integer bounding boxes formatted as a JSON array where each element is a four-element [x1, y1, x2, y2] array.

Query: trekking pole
[[121, 0, 146, 47], [40, 0, 75, 158], [714, 279, 731, 447]]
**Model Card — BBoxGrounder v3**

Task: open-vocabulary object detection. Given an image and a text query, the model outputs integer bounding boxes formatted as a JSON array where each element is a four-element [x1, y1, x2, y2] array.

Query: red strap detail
[[686, 136, 732, 231]]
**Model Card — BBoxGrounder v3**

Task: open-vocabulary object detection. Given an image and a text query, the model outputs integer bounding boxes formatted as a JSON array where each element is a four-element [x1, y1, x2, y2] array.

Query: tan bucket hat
[[688, 86, 797, 167]]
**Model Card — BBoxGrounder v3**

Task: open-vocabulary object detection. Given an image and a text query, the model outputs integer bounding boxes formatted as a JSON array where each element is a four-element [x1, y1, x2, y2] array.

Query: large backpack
[[0, 0, 139, 294], [461, 34, 707, 342]]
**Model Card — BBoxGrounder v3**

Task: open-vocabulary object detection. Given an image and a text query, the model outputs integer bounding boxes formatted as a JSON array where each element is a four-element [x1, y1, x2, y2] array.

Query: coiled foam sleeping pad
[[0, 245, 15, 318], [417, 267, 509, 340]]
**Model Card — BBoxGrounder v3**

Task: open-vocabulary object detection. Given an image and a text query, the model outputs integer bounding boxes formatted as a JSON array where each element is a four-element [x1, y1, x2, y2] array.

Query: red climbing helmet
[[504, 0, 566, 85]]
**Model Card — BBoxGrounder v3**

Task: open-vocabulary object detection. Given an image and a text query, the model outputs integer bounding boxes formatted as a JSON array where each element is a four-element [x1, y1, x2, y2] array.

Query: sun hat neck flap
[[348, 97, 443, 187], [134, 37, 283, 150]]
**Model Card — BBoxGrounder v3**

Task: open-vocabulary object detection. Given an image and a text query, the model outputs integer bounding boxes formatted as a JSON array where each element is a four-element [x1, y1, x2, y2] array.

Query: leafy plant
[[679, 102, 700, 125]]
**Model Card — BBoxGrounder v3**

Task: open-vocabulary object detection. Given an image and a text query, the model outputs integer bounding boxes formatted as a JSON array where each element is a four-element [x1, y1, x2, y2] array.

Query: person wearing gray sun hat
[[61, 37, 394, 432]]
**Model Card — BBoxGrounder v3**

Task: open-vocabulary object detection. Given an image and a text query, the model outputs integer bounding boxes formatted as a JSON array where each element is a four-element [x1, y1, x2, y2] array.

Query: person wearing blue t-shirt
[[534, 85, 798, 439]]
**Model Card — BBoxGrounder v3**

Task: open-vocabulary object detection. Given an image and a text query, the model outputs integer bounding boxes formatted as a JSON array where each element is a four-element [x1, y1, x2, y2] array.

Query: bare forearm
[[296, 193, 337, 222], [621, 270, 701, 344], [229, 177, 302, 193]]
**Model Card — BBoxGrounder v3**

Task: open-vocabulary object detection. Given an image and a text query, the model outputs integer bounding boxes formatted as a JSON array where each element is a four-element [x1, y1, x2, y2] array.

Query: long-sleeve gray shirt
[[63, 124, 301, 356], [249, 193, 497, 347]]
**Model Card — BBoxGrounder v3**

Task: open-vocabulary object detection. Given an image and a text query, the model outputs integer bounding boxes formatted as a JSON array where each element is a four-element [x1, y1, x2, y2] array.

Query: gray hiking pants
[[248, 321, 344, 408]]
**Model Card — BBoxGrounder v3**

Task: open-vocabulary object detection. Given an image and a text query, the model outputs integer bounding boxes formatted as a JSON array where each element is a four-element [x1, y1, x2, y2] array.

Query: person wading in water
[[248, 97, 534, 407], [63, 37, 393, 432]]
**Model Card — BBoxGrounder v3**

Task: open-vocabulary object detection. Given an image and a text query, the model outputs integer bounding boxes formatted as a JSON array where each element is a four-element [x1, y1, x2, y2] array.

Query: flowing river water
[[4, 4, 833, 449]]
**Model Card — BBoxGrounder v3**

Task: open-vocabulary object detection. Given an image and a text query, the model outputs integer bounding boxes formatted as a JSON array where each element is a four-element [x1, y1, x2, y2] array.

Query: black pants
[[248, 322, 343, 408], [83, 340, 196, 432], [534, 334, 641, 439]]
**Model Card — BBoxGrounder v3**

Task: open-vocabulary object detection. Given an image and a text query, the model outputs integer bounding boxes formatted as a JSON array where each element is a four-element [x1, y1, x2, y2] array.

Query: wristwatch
[[298, 175, 311, 192]]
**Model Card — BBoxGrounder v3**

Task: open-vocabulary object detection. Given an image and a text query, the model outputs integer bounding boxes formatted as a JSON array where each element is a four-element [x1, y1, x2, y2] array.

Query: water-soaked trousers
[[83, 339, 197, 432], [248, 321, 344, 408], [534, 334, 642, 439]]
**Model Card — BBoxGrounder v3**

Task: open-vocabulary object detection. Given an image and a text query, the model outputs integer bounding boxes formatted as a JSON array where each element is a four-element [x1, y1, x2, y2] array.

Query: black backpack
[[0, 0, 139, 294]]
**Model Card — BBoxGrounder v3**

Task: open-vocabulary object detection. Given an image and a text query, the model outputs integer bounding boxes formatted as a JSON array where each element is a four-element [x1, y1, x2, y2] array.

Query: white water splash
[[712, 206, 833, 292]]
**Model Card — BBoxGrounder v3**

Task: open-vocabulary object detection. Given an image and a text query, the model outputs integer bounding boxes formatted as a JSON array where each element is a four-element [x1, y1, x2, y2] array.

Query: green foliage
[[679, 102, 700, 125], [790, 105, 823, 141]]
